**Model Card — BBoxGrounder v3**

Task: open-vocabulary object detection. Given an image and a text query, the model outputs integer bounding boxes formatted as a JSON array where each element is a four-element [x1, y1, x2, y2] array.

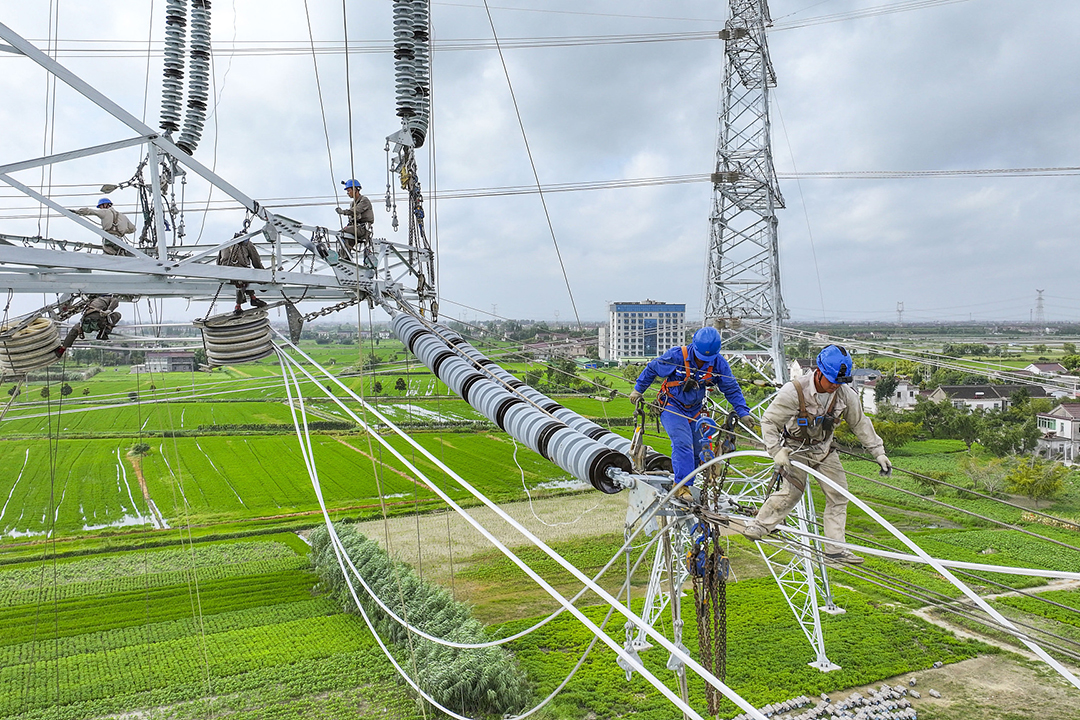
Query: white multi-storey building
[[607, 300, 686, 362]]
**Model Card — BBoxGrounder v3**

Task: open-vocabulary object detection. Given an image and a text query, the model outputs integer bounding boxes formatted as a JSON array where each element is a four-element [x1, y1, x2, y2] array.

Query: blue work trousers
[[661, 404, 702, 485]]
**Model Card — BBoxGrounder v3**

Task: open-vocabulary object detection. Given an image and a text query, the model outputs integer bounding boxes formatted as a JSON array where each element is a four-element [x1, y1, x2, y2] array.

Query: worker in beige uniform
[[73, 197, 135, 256], [742, 344, 892, 565]]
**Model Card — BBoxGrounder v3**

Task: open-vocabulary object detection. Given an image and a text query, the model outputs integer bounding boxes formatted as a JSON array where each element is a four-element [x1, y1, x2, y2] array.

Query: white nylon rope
[[274, 332, 768, 719], [274, 348, 728, 720]]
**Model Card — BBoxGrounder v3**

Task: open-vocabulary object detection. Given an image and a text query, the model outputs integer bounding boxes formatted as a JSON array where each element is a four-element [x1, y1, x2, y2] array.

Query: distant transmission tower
[[703, 0, 788, 384], [896, 301, 904, 325], [1034, 289, 1046, 326]]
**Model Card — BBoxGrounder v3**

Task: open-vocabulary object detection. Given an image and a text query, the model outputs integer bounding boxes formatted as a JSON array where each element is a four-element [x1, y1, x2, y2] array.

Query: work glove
[[335, 207, 347, 215], [773, 447, 791, 469], [875, 454, 892, 476], [628, 390, 643, 405], [739, 414, 758, 433]]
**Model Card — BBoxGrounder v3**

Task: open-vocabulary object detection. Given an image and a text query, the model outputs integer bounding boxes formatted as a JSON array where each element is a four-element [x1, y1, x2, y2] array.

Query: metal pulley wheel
[[0, 317, 61, 375], [194, 310, 273, 367]]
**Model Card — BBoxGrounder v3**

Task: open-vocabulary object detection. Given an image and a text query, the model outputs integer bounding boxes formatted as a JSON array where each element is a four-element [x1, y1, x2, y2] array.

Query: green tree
[[394, 377, 407, 394], [908, 397, 959, 438], [948, 411, 980, 451], [979, 414, 1039, 456], [81, 387, 90, 396], [1063, 342, 1077, 356], [792, 338, 811, 358], [872, 420, 918, 452], [130, 442, 151, 457], [60, 383, 73, 397], [523, 368, 542, 387], [7, 385, 19, 397], [621, 363, 644, 383], [372, 380, 383, 395], [39, 386, 49, 399], [874, 372, 899, 404], [1006, 458, 1068, 507]]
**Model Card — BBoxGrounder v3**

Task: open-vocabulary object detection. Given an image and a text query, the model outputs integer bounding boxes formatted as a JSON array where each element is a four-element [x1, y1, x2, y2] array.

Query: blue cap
[[97, 197, 112, 207], [342, 179, 361, 190], [691, 326, 722, 359], [816, 345, 854, 384]]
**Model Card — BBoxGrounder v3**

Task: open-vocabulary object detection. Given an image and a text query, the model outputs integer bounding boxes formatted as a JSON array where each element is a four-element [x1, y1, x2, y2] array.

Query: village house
[[1036, 403, 1080, 464], [927, 384, 1048, 412]]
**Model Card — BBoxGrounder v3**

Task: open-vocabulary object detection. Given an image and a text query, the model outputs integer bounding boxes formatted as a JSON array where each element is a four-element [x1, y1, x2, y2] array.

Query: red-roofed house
[[1025, 362, 1068, 375]]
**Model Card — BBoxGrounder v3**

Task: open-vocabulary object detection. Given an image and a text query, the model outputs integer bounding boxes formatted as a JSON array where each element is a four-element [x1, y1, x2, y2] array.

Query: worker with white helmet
[[742, 344, 891, 564], [73, 197, 135, 256]]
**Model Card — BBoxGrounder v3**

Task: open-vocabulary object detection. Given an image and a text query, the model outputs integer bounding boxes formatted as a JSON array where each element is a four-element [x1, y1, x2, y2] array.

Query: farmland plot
[[0, 539, 420, 720]]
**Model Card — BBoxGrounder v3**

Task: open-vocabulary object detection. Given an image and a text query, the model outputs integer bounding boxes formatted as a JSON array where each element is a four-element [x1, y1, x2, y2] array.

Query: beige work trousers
[[754, 449, 849, 554]]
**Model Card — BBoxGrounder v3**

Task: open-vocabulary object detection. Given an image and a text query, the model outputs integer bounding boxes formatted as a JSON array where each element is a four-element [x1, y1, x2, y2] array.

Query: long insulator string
[[160, 0, 187, 135], [177, 0, 212, 154]]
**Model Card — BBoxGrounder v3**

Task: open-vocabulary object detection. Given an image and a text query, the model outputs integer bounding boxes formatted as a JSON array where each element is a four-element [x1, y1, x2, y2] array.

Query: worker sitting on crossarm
[[628, 326, 751, 499], [336, 179, 374, 254], [55, 295, 122, 357], [73, 197, 135, 256], [217, 232, 268, 315], [741, 344, 891, 565]]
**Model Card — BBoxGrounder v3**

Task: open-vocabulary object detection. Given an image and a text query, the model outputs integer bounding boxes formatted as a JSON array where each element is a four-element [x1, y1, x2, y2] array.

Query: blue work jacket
[[634, 346, 750, 416]]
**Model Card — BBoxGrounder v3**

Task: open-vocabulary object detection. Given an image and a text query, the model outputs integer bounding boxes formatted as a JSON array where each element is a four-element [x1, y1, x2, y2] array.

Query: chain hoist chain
[[301, 296, 361, 323]]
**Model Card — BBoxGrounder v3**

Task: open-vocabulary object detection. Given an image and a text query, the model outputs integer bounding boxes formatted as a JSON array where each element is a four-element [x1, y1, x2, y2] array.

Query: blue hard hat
[[97, 197, 112, 207], [342, 179, 361, 190], [816, 345, 854, 384], [691, 326, 722, 359]]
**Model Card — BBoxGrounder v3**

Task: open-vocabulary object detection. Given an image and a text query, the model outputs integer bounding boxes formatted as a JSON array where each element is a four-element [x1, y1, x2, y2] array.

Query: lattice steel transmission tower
[[704, 0, 788, 384]]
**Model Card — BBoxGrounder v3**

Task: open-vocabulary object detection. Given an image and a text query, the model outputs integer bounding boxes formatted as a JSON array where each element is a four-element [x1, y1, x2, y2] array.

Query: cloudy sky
[[1, 0, 1078, 325]]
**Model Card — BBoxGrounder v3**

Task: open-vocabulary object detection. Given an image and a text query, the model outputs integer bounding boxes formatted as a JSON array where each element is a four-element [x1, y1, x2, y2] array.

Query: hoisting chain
[[690, 523, 728, 716], [301, 296, 361, 323]]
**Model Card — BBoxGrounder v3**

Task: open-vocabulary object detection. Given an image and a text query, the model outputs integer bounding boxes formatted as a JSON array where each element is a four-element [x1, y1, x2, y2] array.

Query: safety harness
[[787, 375, 839, 441], [658, 346, 713, 413]]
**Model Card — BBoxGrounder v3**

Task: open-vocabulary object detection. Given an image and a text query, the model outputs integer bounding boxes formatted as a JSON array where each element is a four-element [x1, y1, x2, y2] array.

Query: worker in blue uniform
[[629, 326, 751, 497]]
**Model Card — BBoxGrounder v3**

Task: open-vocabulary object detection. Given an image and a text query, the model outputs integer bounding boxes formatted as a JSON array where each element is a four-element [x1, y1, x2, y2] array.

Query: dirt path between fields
[[349, 488, 628, 571], [125, 452, 168, 530]]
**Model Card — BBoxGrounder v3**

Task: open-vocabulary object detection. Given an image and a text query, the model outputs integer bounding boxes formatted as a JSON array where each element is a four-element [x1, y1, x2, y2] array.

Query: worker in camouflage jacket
[[73, 197, 135, 256], [336, 179, 374, 252], [217, 233, 268, 314], [742, 344, 891, 565], [56, 295, 122, 357]]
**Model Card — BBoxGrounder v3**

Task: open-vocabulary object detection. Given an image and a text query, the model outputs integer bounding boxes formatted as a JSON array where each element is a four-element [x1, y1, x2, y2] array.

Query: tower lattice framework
[[704, 0, 788, 384]]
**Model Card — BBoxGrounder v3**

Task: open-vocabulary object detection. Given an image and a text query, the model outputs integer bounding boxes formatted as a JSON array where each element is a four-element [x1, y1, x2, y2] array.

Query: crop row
[[0, 569, 319, 648], [1, 614, 374, 716], [0, 596, 338, 666], [0, 539, 301, 591], [0, 556, 309, 608]]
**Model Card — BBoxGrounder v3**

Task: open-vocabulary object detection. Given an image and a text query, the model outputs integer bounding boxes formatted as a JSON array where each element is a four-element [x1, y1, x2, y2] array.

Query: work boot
[[233, 304, 243, 316], [97, 329, 110, 341], [249, 293, 268, 309], [824, 550, 864, 565], [742, 522, 768, 541]]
